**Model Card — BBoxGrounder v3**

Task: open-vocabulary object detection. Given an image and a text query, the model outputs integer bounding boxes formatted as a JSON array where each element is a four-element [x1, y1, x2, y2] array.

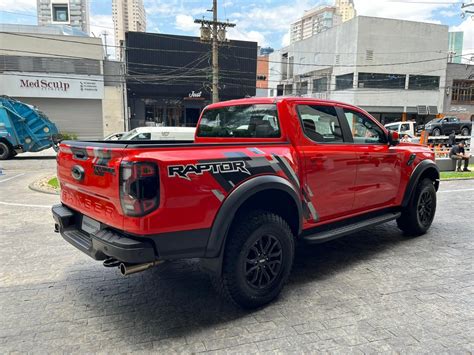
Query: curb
[[28, 177, 60, 196], [441, 177, 474, 181]]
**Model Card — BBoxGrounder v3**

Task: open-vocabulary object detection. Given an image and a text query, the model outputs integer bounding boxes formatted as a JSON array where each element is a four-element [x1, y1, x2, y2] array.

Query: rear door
[[339, 107, 403, 211], [57, 142, 126, 230], [296, 103, 358, 223]]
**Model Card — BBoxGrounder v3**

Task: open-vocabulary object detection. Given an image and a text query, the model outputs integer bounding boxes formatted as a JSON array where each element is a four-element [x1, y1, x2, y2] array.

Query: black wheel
[[397, 178, 437, 236], [461, 127, 470, 136], [216, 211, 295, 309], [432, 128, 441, 136], [0, 141, 12, 160]]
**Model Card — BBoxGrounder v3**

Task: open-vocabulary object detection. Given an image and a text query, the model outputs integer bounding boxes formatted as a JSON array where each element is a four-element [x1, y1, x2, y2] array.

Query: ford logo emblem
[[71, 165, 85, 181]]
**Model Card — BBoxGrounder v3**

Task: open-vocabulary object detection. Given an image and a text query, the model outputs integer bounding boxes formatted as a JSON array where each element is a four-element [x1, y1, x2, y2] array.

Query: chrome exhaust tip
[[119, 261, 163, 276]]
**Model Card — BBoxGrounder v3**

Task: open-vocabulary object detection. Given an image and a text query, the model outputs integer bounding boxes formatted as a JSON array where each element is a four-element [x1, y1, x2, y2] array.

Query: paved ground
[[0, 153, 473, 353]]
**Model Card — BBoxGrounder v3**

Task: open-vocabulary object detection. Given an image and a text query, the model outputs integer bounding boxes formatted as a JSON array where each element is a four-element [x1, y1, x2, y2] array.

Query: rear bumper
[[52, 204, 211, 263], [52, 204, 156, 263]]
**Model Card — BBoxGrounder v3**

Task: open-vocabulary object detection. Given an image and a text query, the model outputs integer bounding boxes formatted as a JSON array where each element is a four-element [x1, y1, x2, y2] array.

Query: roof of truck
[[205, 97, 358, 110]]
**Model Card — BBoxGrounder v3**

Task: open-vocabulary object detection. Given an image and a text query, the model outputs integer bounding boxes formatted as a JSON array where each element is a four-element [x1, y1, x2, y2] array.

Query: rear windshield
[[196, 104, 281, 138]]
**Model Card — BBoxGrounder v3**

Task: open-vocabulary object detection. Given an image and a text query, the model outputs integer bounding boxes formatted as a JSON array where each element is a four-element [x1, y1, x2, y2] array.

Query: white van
[[120, 127, 195, 141], [384, 121, 417, 137]]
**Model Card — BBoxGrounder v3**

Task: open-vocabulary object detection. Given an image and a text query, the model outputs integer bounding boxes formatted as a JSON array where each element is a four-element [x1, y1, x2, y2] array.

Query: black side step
[[302, 212, 401, 244]]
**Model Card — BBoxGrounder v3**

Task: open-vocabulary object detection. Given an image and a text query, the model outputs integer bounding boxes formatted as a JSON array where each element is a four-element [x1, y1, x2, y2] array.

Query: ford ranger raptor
[[52, 97, 439, 308]]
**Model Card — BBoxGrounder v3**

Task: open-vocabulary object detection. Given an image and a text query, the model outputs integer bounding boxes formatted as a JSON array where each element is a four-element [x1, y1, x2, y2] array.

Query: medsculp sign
[[0, 72, 104, 99]]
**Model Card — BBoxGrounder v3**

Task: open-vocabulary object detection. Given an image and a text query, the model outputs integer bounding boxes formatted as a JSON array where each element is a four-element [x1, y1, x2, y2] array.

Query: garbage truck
[[0, 96, 59, 160]]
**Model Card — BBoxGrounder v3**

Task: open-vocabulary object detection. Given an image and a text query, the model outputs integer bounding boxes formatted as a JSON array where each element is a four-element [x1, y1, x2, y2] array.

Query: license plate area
[[81, 215, 102, 235]]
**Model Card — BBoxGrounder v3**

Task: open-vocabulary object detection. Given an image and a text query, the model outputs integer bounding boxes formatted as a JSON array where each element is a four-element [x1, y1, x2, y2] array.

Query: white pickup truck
[[119, 126, 195, 141], [384, 121, 417, 137]]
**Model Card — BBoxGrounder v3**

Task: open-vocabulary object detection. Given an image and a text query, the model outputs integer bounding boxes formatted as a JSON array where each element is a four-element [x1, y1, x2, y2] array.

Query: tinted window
[[197, 104, 280, 138], [408, 75, 439, 90], [342, 110, 387, 144], [297, 105, 343, 143], [336, 73, 354, 90], [358, 73, 406, 89], [131, 133, 151, 141], [400, 123, 410, 131]]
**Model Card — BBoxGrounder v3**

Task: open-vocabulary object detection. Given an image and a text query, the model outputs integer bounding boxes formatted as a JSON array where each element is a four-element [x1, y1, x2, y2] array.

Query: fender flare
[[204, 175, 303, 258], [401, 159, 440, 208]]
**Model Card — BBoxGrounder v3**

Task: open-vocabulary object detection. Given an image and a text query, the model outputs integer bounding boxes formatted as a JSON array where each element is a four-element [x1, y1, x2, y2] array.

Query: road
[[0, 153, 473, 353]]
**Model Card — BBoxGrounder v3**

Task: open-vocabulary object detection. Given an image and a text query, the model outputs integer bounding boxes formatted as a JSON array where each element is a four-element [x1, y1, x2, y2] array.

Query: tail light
[[120, 161, 160, 216]]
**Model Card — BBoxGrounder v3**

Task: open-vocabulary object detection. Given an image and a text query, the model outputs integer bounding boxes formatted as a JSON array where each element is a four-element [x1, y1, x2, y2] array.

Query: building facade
[[37, 0, 90, 34], [336, 0, 356, 22], [126, 32, 257, 129], [448, 32, 464, 64], [0, 26, 124, 139], [112, 0, 146, 60], [442, 63, 474, 121], [256, 55, 269, 97], [269, 16, 449, 125], [290, 6, 341, 43]]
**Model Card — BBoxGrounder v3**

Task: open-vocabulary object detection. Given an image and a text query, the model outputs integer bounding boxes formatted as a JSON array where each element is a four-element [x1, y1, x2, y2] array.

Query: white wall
[[272, 16, 449, 112]]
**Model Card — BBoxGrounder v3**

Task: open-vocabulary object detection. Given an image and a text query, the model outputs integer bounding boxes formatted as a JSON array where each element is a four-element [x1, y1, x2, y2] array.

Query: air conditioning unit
[[417, 105, 428, 115]]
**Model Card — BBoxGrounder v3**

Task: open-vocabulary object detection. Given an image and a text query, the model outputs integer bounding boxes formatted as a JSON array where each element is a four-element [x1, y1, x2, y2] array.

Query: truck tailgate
[[57, 142, 125, 230]]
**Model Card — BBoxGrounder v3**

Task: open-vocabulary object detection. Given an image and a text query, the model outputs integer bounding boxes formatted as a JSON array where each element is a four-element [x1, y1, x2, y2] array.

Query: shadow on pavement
[[13, 156, 57, 160], [63, 222, 409, 343]]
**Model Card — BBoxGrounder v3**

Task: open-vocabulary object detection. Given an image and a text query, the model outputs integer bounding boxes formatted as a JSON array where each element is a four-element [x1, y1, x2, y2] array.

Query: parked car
[[120, 126, 195, 141], [384, 121, 417, 137], [104, 132, 126, 141], [0, 96, 59, 160], [421, 116, 471, 136], [53, 97, 439, 308]]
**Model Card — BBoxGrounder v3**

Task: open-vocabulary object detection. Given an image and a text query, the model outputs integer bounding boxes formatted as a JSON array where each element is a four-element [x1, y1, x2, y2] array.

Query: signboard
[[0, 72, 104, 100]]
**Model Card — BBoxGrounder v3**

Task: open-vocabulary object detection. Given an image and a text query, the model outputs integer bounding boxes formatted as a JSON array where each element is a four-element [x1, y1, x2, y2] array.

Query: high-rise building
[[290, 6, 341, 43], [112, 0, 146, 60], [36, 0, 90, 34], [448, 31, 464, 64], [335, 0, 356, 22]]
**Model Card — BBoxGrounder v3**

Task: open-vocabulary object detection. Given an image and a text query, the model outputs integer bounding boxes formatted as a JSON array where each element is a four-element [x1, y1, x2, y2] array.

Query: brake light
[[120, 161, 160, 216]]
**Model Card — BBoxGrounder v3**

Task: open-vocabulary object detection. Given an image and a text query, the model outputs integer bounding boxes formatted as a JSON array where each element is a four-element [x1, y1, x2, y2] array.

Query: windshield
[[120, 129, 139, 140], [196, 104, 280, 138], [425, 119, 441, 125]]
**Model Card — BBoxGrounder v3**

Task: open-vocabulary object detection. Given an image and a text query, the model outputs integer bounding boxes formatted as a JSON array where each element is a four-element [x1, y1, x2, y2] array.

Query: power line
[[2, 38, 467, 69], [0, 30, 454, 56]]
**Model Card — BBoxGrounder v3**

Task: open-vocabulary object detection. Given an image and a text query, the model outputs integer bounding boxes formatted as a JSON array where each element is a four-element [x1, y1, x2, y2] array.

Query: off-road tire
[[397, 178, 436, 236], [0, 141, 12, 160], [461, 127, 470, 136], [215, 211, 295, 309], [432, 128, 441, 136]]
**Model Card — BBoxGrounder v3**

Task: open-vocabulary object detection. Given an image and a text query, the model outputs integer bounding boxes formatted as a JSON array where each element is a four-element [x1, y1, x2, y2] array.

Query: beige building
[[336, 0, 356, 23], [112, 0, 146, 60], [290, 6, 341, 43], [0, 25, 125, 139]]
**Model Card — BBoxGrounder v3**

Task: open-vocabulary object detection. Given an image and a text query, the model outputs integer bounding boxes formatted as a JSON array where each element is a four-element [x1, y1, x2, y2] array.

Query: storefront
[[126, 32, 258, 129], [0, 72, 105, 140]]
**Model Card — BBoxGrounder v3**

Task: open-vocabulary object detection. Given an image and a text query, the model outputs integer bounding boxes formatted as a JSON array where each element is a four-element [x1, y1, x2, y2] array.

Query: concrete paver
[[0, 156, 473, 353]]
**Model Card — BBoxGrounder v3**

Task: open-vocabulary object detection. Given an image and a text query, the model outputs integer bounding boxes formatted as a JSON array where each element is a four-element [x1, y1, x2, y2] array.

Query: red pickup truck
[[53, 97, 439, 308]]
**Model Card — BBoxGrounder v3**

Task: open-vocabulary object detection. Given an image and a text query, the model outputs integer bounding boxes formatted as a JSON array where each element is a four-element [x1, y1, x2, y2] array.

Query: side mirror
[[388, 130, 400, 146]]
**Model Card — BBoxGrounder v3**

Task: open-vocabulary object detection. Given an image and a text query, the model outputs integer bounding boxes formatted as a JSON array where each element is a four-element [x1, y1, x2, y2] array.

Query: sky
[[0, 0, 473, 60]]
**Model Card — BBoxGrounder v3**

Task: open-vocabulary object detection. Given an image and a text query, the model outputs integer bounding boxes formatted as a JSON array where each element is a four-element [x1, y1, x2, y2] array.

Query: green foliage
[[59, 132, 78, 141], [440, 165, 474, 180], [47, 177, 59, 189]]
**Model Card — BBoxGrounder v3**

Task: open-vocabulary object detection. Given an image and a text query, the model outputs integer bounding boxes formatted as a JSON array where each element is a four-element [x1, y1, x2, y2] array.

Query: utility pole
[[195, 1, 235, 103], [101, 31, 109, 59], [211, 0, 218, 104]]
